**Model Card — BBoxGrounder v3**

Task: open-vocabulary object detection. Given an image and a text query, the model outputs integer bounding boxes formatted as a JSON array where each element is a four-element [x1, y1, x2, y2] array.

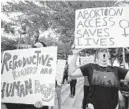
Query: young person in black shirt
[[69, 48, 129, 109]]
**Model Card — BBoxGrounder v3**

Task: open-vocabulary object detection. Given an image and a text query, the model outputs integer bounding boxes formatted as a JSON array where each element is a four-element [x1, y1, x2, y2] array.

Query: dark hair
[[32, 41, 47, 48], [40, 41, 47, 47]]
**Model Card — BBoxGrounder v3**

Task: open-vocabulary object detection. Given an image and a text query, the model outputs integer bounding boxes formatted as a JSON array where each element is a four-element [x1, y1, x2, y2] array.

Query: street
[[54, 77, 84, 109]]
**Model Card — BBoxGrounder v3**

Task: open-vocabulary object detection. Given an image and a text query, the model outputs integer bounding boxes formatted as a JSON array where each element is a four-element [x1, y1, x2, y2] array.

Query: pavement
[[53, 77, 84, 109]]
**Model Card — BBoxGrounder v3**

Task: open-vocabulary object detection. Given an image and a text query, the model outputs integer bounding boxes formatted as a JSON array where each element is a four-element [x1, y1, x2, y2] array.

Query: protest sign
[[1, 47, 57, 106], [80, 55, 95, 66], [75, 7, 129, 48], [56, 59, 66, 86]]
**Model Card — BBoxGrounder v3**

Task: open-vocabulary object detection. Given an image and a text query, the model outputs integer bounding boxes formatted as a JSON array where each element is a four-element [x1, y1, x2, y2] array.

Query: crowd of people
[[68, 48, 129, 109], [1, 29, 129, 109]]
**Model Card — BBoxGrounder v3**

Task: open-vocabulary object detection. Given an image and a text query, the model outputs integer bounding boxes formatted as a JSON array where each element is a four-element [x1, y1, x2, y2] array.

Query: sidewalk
[[54, 77, 84, 109]]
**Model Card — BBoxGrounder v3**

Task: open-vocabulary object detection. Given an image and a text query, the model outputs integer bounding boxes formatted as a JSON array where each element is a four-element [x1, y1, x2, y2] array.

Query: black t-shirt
[[80, 63, 128, 109]]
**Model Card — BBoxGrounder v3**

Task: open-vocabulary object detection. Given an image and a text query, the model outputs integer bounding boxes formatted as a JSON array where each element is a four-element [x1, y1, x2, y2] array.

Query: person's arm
[[125, 48, 129, 54], [68, 53, 83, 78], [124, 71, 129, 81], [1, 103, 7, 109], [68, 48, 83, 78], [118, 90, 125, 104], [68, 48, 90, 78], [117, 67, 129, 82]]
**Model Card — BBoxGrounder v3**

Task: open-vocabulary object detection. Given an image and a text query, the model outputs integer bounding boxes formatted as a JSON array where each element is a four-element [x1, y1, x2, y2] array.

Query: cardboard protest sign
[[1, 47, 57, 106], [56, 59, 66, 86], [75, 7, 129, 48]]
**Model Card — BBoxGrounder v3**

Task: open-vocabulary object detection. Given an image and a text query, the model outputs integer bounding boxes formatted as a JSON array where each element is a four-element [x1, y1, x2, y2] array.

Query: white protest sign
[[75, 7, 129, 48], [1, 47, 57, 106], [80, 55, 95, 66], [56, 59, 66, 86]]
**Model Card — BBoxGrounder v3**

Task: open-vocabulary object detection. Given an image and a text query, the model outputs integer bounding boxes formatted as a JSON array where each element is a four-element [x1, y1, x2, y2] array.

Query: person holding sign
[[32, 36, 49, 109], [54, 81, 62, 109], [54, 59, 67, 109], [68, 48, 129, 109]]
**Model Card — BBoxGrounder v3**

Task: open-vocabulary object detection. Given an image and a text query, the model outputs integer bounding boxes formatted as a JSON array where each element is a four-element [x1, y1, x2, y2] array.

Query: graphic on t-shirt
[[91, 69, 119, 87]]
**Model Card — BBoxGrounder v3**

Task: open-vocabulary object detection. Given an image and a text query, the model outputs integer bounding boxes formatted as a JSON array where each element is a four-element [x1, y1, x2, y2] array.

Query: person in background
[[33, 30, 47, 47], [117, 90, 125, 109], [80, 53, 91, 109], [69, 44, 77, 98], [82, 76, 90, 109], [119, 63, 129, 109], [32, 30, 49, 109], [51, 66, 66, 109], [69, 48, 129, 109], [1, 30, 48, 109], [69, 78, 77, 98], [54, 60, 69, 109], [54, 81, 62, 109], [62, 61, 68, 84]]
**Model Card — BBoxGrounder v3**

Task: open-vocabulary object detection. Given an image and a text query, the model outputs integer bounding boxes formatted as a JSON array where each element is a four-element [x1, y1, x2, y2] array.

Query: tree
[[2, 1, 129, 62], [1, 37, 17, 51], [2, 1, 116, 44]]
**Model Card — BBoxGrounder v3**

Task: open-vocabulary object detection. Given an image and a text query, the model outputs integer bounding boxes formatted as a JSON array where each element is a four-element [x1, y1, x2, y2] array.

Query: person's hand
[[87, 103, 94, 109], [71, 44, 86, 55], [72, 48, 85, 55], [120, 80, 129, 85], [28, 45, 33, 48], [125, 47, 129, 54], [1, 103, 7, 109], [34, 101, 43, 108], [67, 76, 71, 82]]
